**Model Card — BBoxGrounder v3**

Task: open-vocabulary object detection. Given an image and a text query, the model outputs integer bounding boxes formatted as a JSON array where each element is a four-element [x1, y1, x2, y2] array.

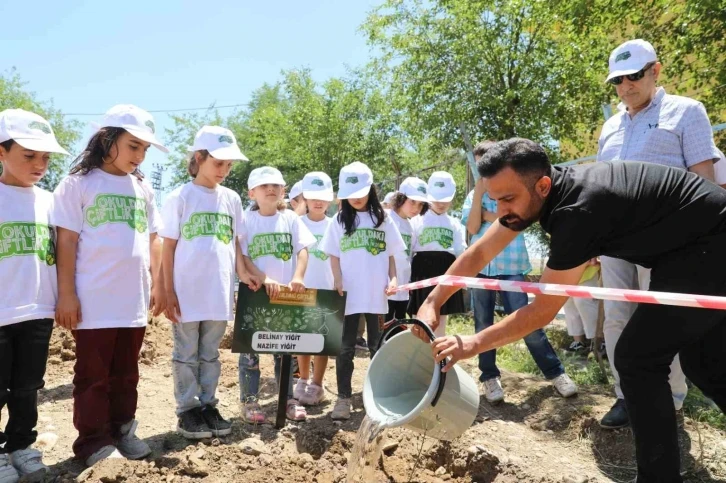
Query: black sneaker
[[355, 337, 368, 351], [565, 341, 588, 355], [201, 405, 232, 436], [598, 341, 607, 360], [600, 399, 629, 429], [177, 407, 213, 439]]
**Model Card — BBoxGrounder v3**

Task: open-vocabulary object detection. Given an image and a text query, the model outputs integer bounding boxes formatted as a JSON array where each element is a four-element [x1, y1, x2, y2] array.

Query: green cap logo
[[346, 176, 359, 184], [417, 185, 427, 194], [260, 167, 275, 176], [145, 120, 155, 133], [28, 121, 51, 134], [615, 51, 631, 63], [218, 134, 234, 144], [434, 181, 445, 188], [311, 178, 324, 187]]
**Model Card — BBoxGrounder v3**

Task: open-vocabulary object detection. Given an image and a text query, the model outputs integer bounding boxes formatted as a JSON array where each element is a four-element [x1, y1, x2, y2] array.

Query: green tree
[[0, 70, 82, 190]]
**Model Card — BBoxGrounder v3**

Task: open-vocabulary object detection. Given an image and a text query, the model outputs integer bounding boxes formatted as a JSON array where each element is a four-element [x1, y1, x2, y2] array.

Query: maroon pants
[[72, 327, 145, 460]]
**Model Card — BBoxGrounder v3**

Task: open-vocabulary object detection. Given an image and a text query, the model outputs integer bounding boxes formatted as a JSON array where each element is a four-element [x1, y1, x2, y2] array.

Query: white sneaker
[[293, 379, 309, 401], [10, 448, 47, 482], [85, 445, 125, 467], [0, 454, 19, 483], [300, 383, 326, 406], [552, 373, 578, 398], [331, 398, 351, 420], [482, 378, 504, 404], [117, 419, 151, 460]]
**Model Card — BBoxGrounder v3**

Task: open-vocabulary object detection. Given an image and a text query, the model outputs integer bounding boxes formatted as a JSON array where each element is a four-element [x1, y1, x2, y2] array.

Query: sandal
[[286, 399, 307, 421], [242, 403, 266, 424]]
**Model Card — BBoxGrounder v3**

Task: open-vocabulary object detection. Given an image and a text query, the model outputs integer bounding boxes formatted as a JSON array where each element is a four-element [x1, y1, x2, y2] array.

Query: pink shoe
[[242, 403, 266, 424], [286, 399, 307, 421]]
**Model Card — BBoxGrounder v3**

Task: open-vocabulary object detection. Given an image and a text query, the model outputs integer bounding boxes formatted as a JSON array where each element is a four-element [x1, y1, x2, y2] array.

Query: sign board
[[232, 284, 346, 356]]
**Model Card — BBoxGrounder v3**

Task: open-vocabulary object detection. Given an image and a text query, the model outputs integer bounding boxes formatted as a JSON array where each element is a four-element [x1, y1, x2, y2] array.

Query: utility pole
[[151, 164, 167, 208]]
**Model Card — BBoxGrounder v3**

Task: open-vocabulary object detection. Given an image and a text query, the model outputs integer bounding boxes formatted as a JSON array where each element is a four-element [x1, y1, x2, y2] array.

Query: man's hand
[[413, 302, 439, 343], [473, 177, 487, 199], [432, 334, 480, 372]]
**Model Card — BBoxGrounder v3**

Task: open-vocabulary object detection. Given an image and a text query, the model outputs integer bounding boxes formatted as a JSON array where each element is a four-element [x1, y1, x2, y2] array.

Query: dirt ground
[[8, 316, 725, 483]]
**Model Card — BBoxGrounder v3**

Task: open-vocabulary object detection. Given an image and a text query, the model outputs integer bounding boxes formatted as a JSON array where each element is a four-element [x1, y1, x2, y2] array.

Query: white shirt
[[53, 170, 161, 329], [320, 212, 406, 315], [242, 209, 315, 285], [160, 182, 245, 323], [715, 150, 726, 186], [300, 215, 334, 290], [411, 210, 467, 256], [387, 210, 413, 302], [0, 183, 57, 326], [598, 87, 720, 169]]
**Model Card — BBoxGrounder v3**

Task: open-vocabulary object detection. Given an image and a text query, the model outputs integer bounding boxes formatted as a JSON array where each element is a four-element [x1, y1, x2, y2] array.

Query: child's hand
[[150, 284, 166, 317], [56, 293, 82, 330], [385, 277, 398, 296], [265, 278, 281, 299], [164, 291, 181, 324], [240, 271, 263, 292], [289, 277, 306, 293], [333, 278, 344, 297]]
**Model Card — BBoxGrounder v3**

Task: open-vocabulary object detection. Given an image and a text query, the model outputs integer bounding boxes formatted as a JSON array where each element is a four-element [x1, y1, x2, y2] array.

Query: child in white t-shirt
[[238, 167, 316, 423], [288, 180, 307, 216], [320, 162, 406, 421], [293, 172, 335, 407], [160, 126, 261, 440], [408, 172, 467, 337], [386, 177, 429, 324], [53, 105, 167, 467], [0, 109, 69, 482]]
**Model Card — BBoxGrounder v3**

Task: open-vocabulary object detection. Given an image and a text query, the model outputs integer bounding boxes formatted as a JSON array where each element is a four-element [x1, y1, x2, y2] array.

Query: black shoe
[[565, 341, 588, 355], [201, 405, 233, 437], [177, 407, 213, 439], [355, 337, 368, 350], [598, 342, 607, 360], [600, 399, 629, 429]]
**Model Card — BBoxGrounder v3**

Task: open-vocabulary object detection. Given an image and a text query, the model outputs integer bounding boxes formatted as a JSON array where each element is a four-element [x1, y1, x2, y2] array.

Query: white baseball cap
[[382, 191, 396, 205], [188, 125, 248, 161], [302, 172, 334, 201], [248, 166, 285, 190], [606, 39, 658, 83], [0, 109, 69, 155], [427, 171, 456, 202], [337, 161, 373, 200], [399, 177, 428, 202], [289, 181, 303, 200], [93, 104, 169, 153]]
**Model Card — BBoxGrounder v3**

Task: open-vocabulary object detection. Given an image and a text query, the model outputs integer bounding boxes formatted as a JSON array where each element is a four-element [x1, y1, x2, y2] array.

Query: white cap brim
[[605, 65, 646, 82], [302, 190, 334, 202], [337, 184, 372, 200], [249, 177, 286, 190], [209, 145, 248, 161], [428, 193, 454, 203], [406, 193, 428, 202], [13, 137, 70, 156], [93, 122, 169, 153]]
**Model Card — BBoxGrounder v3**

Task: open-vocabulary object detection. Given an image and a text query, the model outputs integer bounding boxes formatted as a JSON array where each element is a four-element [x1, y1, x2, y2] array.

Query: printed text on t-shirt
[[419, 227, 453, 249], [86, 194, 148, 233], [0, 222, 55, 266], [248, 232, 293, 261], [340, 228, 386, 256], [182, 212, 233, 244]]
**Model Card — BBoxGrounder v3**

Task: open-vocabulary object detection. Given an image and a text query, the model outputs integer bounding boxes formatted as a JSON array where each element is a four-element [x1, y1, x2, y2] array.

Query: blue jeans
[[471, 274, 564, 381], [238, 353, 294, 403]]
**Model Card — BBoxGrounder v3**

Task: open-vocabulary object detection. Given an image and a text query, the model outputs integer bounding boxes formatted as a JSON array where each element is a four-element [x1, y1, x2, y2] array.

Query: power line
[[63, 103, 250, 117]]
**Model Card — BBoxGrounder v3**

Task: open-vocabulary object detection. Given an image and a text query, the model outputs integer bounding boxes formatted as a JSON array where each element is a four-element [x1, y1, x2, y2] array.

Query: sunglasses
[[608, 63, 655, 85]]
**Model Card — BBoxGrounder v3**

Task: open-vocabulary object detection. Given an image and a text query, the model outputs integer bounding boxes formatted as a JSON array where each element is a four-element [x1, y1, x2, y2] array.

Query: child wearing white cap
[[160, 126, 260, 440], [382, 191, 396, 209], [288, 180, 306, 216], [0, 109, 69, 482], [52, 104, 167, 467], [319, 161, 406, 420], [292, 172, 335, 406], [386, 177, 429, 325], [408, 171, 467, 336], [238, 166, 316, 423]]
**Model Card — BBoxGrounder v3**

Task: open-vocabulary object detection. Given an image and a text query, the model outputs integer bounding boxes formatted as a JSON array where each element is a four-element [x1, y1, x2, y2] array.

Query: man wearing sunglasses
[[596, 39, 721, 430]]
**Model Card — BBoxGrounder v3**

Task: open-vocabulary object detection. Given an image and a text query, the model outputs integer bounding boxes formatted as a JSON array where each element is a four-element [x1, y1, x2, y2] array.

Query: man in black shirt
[[414, 138, 726, 483]]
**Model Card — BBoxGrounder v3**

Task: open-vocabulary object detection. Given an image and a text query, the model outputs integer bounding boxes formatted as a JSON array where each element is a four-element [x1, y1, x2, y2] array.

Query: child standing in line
[[238, 167, 316, 423], [408, 171, 467, 337], [320, 162, 405, 420], [386, 177, 429, 322], [294, 172, 335, 406], [0, 109, 69, 483], [288, 181, 306, 216], [161, 126, 261, 440], [53, 105, 167, 467]]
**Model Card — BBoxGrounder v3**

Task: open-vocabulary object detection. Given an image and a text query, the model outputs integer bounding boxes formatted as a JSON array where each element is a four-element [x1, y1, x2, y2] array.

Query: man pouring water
[[412, 138, 726, 483]]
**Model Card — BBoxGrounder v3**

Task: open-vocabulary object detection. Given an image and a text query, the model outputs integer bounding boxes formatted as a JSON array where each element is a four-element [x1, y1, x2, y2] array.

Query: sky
[[2, 0, 382, 183]]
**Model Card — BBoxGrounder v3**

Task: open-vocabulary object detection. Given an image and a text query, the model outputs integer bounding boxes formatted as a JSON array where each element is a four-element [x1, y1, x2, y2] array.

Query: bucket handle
[[377, 318, 447, 408]]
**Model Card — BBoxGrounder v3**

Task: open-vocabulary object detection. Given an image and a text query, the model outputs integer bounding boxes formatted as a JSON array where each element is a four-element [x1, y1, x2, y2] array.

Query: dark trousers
[[614, 238, 726, 483], [0, 319, 53, 453], [386, 300, 408, 321], [336, 314, 382, 398], [72, 327, 145, 460]]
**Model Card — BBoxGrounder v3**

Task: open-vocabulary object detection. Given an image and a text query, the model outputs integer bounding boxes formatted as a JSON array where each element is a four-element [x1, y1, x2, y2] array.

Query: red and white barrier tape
[[394, 275, 726, 310]]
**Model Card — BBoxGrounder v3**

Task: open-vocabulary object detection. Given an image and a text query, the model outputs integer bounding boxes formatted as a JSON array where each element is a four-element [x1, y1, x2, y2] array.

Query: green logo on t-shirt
[[402, 233, 412, 256], [0, 222, 55, 266], [419, 227, 453, 249], [615, 51, 631, 63], [248, 232, 293, 261], [310, 234, 328, 261], [28, 120, 51, 134], [85, 194, 148, 233], [181, 212, 233, 244], [340, 228, 386, 256], [218, 134, 234, 144]]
